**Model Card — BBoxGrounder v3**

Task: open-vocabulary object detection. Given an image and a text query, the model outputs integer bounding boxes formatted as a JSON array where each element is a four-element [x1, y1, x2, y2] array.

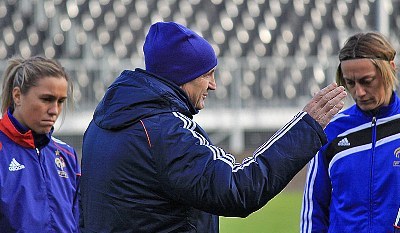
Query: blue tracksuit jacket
[[301, 93, 400, 233], [0, 111, 81, 232], [80, 68, 328, 232]]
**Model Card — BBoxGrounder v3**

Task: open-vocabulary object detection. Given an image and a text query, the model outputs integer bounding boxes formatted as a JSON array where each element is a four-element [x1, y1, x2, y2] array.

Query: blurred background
[[0, 0, 399, 231]]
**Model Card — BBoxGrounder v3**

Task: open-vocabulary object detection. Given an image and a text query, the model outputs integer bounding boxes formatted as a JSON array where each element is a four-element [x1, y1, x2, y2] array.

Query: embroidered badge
[[55, 150, 68, 178], [393, 148, 400, 167], [395, 148, 400, 158]]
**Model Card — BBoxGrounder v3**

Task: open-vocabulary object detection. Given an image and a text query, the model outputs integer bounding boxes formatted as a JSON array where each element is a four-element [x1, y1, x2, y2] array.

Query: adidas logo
[[338, 137, 351, 146], [9, 158, 25, 171]]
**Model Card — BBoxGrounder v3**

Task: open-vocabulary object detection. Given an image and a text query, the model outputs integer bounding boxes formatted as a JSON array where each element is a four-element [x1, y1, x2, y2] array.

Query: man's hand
[[303, 83, 347, 128]]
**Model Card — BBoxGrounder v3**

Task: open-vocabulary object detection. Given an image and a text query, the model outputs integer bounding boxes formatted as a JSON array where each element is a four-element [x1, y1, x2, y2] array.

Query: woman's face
[[341, 59, 392, 111], [12, 76, 68, 134]]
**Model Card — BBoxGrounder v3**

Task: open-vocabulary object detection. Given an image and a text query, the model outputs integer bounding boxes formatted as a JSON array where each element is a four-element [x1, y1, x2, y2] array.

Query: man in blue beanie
[[80, 21, 347, 232], [144, 22, 217, 86]]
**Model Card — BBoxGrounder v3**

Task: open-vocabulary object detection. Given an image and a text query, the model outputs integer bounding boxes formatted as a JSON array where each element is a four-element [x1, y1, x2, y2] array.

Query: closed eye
[[58, 98, 67, 104], [345, 80, 355, 87]]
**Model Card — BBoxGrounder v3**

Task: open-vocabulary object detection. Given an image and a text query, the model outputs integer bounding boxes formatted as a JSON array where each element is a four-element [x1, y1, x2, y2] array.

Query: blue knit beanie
[[143, 22, 218, 86]]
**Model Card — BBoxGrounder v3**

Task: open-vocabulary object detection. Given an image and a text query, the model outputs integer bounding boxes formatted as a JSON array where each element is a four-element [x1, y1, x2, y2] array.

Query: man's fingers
[[312, 83, 338, 101], [322, 89, 347, 112], [303, 82, 347, 128], [304, 83, 345, 113], [325, 100, 345, 119], [320, 85, 345, 106], [317, 93, 346, 128], [316, 100, 345, 128]]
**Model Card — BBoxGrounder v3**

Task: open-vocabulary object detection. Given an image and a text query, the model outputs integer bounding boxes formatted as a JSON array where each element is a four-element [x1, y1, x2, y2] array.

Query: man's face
[[341, 59, 391, 111], [180, 69, 216, 110]]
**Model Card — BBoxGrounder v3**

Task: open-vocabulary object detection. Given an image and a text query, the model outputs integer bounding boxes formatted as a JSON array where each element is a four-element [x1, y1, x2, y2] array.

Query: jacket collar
[[0, 112, 52, 149], [136, 68, 199, 115], [357, 91, 400, 118]]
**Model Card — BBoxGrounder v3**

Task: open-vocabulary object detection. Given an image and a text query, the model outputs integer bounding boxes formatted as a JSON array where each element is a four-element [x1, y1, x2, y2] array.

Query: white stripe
[[377, 113, 400, 124], [254, 112, 305, 157], [237, 111, 305, 171], [173, 111, 306, 173], [301, 155, 318, 233], [377, 133, 400, 147], [337, 122, 372, 137], [208, 145, 221, 160], [330, 112, 349, 123], [306, 156, 318, 233], [11, 159, 19, 166], [337, 113, 400, 137], [207, 145, 219, 160], [328, 132, 400, 175], [196, 131, 209, 145], [328, 144, 370, 176], [234, 111, 305, 168], [395, 207, 400, 226], [300, 164, 308, 232], [173, 112, 193, 130], [52, 137, 68, 145], [173, 112, 238, 169], [300, 160, 311, 233]]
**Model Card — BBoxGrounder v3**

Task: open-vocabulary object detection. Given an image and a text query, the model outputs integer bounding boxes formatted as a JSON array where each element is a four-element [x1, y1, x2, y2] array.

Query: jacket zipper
[[370, 116, 377, 233], [36, 147, 53, 232], [36, 148, 46, 180]]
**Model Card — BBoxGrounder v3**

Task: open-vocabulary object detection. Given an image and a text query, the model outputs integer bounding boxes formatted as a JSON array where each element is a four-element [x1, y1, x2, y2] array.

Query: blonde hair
[[1, 56, 73, 114], [336, 32, 398, 92]]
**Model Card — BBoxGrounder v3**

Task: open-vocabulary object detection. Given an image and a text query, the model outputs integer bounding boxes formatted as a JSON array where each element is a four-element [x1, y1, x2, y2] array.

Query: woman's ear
[[390, 60, 396, 70], [12, 87, 22, 106]]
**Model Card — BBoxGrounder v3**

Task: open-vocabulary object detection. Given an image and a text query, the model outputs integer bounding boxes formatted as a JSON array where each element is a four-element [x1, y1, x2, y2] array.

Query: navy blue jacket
[[80, 69, 327, 232]]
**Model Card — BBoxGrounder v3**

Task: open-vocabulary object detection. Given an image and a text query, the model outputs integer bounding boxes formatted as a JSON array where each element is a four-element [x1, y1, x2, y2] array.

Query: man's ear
[[12, 87, 22, 106]]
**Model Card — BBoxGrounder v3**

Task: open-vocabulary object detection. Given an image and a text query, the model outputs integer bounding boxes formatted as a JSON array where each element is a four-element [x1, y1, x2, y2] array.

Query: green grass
[[219, 191, 303, 233]]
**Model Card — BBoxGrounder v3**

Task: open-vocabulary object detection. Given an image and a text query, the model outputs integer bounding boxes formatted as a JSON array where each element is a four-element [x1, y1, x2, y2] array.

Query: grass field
[[219, 191, 303, 233]]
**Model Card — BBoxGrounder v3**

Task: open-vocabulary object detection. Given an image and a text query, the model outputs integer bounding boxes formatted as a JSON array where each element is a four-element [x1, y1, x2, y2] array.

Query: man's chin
[[195, 103, 205, 110]]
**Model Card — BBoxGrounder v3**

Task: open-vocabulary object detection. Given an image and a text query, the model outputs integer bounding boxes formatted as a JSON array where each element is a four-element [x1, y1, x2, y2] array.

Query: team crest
[[395, 148, 400, 158], [393, 147, 400, 167], [55, 150, 68, 178]]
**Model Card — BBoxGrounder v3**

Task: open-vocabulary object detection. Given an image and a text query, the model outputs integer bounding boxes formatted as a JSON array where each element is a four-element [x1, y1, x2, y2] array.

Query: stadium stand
[[0, 0, 399, 154]]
